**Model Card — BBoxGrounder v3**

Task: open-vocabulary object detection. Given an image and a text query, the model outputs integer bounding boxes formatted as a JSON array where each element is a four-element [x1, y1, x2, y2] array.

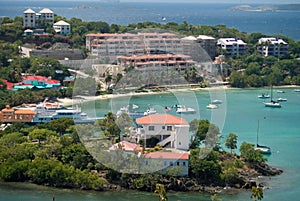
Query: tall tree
[[225, 133, 238, 154]]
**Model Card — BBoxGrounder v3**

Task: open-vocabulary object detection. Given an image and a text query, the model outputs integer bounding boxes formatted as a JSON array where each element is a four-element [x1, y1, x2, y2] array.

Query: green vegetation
[[0, 118, 107, 189]]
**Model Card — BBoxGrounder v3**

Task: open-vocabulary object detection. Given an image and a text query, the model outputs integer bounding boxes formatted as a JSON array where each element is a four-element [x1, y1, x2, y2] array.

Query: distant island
[[231, 4, 300, 12]]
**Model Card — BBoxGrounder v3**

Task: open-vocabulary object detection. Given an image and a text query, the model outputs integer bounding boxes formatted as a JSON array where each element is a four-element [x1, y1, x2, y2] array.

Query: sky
[[121, 0, 300, 4]]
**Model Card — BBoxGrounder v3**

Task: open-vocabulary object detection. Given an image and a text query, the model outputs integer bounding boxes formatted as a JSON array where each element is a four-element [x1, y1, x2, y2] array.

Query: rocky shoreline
[[99, 162, 283, 194]]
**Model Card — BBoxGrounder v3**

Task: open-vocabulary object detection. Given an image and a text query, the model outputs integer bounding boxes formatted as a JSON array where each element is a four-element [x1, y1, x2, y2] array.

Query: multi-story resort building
[[257, 37, 288, 57], [53, 20, 71, 36], [117, 53, 195, 72], [23, 8, 54, 27], [217, 38, 248, 57], [86, 32, 184, 58], [181, 35, 216, 60], [85, 32, 212, 73]]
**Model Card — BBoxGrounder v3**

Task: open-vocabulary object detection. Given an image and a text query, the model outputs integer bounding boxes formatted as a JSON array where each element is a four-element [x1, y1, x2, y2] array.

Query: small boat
[[165, 106, 171, 112], [264, 101, 281, 108], [277, 90, 285, 93], [277, 97, 287, 102], [258, 93, 270, 99], [254, 120, 271, 155], [294, 89, 300, 92], [176, 105, 196, 114], [263, 85, 281, 108], [211, 99, 222, 104], [206, 104, 218, 109]]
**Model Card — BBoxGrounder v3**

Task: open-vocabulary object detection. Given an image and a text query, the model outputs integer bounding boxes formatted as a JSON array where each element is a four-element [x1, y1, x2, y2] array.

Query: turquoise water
[[1, 88, 300, 200]]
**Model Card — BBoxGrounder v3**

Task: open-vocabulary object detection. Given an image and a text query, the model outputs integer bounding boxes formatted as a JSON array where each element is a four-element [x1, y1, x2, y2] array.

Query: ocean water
[[1, 87, 298, 201], [0, 1, 300, 40]]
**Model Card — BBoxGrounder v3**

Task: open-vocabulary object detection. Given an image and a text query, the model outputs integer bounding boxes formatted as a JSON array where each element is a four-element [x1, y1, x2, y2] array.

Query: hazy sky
[[122, 0, 300, 3]]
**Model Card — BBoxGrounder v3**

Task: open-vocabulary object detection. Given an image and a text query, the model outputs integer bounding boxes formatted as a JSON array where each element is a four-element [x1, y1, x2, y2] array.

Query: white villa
[[217, 38, 248, 57], [257, 37, 288, 57], [23, 8, 54, 27], [144, 151, 189, 176], [135, 114, 190, 151], [53, 20, 71, 36]]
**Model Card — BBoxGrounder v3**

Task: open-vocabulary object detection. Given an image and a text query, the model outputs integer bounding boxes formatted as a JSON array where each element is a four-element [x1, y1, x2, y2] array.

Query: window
[[162, 126, 165, 129], [167, 126, 172, 131], [169, 161, 173, 166], [149, 126, 154, 131], [177, 162, 180, 166], [183, 162, 186, 166]]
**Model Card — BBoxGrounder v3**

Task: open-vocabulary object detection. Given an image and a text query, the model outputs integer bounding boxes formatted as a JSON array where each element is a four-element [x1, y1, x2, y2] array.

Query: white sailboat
[[263, 85, 281, 108], [255, 120, 271, 154]]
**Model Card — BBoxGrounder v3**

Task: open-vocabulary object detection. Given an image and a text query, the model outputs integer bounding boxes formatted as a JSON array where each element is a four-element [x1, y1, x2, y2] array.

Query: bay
[[1, 87, 298, 201]]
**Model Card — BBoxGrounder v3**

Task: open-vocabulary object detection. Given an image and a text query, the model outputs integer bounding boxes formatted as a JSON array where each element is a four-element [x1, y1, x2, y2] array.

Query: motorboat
[[258, 93, 270, 99], [211, 99, 222, 104], [277, 90, 285, 93], [176, 105, 196, 114], [276, 97, 287, 102], [206, 104, 218, 109]]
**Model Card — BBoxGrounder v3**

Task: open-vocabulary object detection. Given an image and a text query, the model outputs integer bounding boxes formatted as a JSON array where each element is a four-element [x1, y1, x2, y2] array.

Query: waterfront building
[[136, 114, 190, 151], [53, 20, 71, 36], [144, 151, 189, 176], [0, 105, 36, 123], [217, 38, 248, 57], [257, 37, 288, 57]]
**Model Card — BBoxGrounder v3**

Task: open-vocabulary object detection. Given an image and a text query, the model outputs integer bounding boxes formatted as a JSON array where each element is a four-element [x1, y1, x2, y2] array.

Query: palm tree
[[250, 186, 264, 201], [153, 183, 168, 201]]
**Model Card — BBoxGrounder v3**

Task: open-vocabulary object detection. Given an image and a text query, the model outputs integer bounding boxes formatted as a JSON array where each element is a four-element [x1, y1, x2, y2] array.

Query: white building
[[53, 20, 71, 36], [144, 151, 189, 176], [38, 8, 54, 24], [23, 8, 36, 27], [136, 114, 190, 151], [217, 38, 248, 57], [257, 37, 288, 57], [23, 8, 54, 27]]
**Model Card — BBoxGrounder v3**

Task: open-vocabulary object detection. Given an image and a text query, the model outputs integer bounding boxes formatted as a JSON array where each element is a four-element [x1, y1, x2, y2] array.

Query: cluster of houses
[[106, 113, 190, 176], [23, 8, 71, 36], [0, 75, 74, 91], [85, 32, 289, 75]]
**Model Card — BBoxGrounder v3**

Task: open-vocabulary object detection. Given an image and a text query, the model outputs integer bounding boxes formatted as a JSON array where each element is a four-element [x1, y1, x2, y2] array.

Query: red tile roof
[[136, 114, 188, 125], [144, 151, 189, 160], [0, 79, 14, 90], [110, 141, 143, 152]]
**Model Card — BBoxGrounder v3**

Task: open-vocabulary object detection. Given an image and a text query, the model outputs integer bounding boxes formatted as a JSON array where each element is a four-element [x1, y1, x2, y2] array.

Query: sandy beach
[[56, 84, 300, 107], [57, 85, 233, 106]]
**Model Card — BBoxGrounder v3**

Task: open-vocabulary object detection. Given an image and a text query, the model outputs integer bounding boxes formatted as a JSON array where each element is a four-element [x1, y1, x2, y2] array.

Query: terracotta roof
[[144, 151, 189, 160], [110, 141, 143, 152], [15, 109, 36, 114], [136, 114, 188, 125]]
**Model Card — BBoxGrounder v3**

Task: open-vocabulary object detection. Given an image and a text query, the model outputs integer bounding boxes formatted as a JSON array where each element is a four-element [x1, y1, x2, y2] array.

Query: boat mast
[[256, 120, 259, 146]]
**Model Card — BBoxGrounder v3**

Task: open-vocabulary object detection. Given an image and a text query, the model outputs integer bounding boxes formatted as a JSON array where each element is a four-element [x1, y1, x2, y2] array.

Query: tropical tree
[[153, 183, 168, 201], [250, 186, 264, 201], [225, 133, 238, 154]]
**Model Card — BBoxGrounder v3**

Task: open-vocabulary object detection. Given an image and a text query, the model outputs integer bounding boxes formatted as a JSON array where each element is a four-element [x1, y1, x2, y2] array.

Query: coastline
[[57, 84, 300, 107]]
